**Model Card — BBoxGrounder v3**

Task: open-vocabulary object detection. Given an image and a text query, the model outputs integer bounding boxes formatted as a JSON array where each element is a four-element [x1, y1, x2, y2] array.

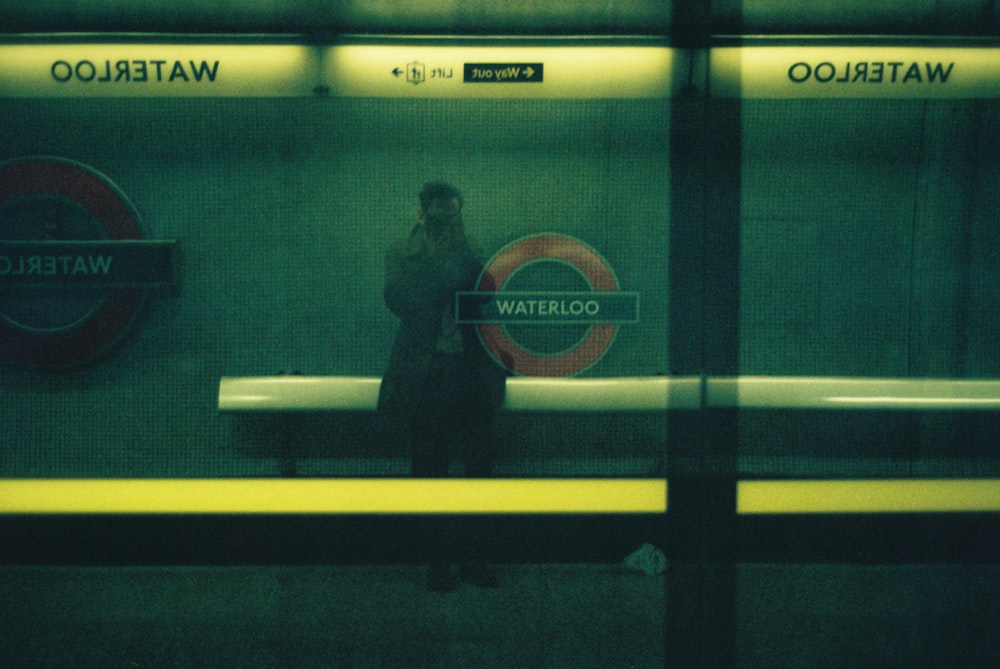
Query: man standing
[[378, 181, 507, 591]]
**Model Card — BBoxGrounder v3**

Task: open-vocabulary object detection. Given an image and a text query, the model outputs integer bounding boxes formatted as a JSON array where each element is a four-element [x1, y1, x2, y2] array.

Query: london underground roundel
[[457, 233, 639, 377], [0, 157, 149, 368]]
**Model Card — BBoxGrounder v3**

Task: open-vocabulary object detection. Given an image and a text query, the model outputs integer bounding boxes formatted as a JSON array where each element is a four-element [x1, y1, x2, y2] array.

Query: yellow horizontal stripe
[[6, 478, 997, 515], [0, 479, 667, 515], [738, 479, 1000, 514], [0, 41, 676, 100]]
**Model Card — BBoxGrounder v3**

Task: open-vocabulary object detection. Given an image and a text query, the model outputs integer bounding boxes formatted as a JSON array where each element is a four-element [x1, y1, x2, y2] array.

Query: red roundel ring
[[0, 157, 145, 368], [476, 233, 619, 377]]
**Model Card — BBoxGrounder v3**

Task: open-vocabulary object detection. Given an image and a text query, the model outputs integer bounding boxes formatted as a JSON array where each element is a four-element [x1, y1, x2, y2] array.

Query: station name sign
[[785, 60, 953, 85], [712, 46, 1000, 98], [0, 44, 317, 97], [0, 157, 176, 368], [0, 241, 174, 287], [457, 291, 638, 324], [50, 58, 219, 85], [458, 233, 636, 377]]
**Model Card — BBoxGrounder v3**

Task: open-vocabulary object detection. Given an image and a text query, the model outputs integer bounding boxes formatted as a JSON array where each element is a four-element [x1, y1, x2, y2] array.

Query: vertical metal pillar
[[666, 4, 742, 662]]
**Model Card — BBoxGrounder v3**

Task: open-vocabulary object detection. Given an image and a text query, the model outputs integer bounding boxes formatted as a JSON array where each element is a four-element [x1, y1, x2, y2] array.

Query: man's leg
[[457, 409, 499, 587], [410, 412, 457, 591]]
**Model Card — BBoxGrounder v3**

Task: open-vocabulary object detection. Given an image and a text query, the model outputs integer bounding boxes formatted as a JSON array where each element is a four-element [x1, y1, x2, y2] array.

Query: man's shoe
[[425, 563, 457, 592], [459, 561, 498, 588]]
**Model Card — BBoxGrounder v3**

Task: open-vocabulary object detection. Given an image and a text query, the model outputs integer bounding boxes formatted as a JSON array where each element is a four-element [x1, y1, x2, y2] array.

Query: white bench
[[218, 375, 1000, 412], [217, 375, 699, 412]]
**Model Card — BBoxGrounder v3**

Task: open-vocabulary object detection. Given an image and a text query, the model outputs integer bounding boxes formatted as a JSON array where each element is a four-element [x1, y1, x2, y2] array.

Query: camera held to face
[[424, 212, 460, 242]]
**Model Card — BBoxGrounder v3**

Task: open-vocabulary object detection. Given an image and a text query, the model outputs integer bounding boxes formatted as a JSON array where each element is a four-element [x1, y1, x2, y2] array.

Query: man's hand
[[422, 219, 460, 255]]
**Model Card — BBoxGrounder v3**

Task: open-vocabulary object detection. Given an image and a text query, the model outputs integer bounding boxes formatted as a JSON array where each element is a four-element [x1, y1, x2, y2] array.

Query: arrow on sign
[[392, 67, 404, 77]]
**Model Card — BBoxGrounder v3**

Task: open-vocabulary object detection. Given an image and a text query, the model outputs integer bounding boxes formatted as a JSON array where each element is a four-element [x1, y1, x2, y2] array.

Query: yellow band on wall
[[0, 41, 675, 99], [0, 478, 667, 514], [738, 479, 1000, 514], [4, 41, 1000, 99], [3, 478, 997, 515]]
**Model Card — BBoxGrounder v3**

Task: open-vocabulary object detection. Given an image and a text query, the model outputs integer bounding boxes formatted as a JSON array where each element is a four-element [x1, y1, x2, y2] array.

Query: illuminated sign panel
[[323, 44, 675, 98], [712, 46, 1000, 98], [0, 41, 673, 99], [5, 42, 1000, 100], [0, 44, 318, 97]]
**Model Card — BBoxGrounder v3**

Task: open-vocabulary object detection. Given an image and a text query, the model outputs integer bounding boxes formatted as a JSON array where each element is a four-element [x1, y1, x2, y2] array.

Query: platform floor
[[3, 562, 999, 668], [0, 564, 664, 669]]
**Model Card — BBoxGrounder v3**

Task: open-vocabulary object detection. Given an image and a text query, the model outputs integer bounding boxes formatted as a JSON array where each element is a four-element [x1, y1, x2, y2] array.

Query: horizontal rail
[[714, 376, 1000, 410], [219, 375, 1000, 412], [0, 479, 667, 515], [217, 376, 699, 412], [219, 376, 383, 411]]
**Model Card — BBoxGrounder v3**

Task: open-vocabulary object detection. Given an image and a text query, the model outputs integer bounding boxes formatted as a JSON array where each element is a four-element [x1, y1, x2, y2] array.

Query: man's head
[[418, 181, 464, 243], [419, 181, 463, 213]]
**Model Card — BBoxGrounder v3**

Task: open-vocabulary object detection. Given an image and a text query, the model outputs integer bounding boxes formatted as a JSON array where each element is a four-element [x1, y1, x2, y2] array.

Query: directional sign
[[406, 61, 425, 85], [463, 63, 543, 83], [323, 44, 675, 98]]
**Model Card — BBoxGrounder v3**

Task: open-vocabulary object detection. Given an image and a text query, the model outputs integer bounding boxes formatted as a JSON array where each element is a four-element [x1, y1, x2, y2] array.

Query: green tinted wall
[[0, 97, 670, 477], [739, 100, 1000, 478]]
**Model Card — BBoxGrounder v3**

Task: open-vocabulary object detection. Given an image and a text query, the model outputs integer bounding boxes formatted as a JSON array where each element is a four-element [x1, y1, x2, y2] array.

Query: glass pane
[[740, 98, 1000, 478]]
